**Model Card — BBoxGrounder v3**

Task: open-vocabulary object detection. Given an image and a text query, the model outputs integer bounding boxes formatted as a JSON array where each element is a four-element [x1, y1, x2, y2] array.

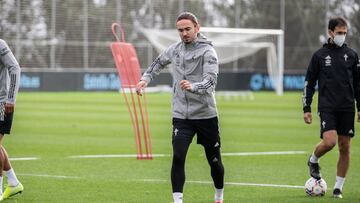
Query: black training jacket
[[303, 41, 360, 113]]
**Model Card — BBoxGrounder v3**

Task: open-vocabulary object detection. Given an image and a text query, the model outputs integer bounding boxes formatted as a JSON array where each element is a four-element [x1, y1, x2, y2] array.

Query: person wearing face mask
[[303, 16, 360, 199], [136, 12, 224, 203]]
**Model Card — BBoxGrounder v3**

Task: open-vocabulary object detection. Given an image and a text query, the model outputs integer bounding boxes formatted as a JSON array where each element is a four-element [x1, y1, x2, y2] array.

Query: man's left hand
[[4, 103, 14, 113], [357, 112, 360, 122], [180, 80, 192, 91]]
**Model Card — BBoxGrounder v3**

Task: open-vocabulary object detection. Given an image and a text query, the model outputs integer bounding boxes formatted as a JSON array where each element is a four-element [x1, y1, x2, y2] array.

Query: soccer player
[[0, 39, 24, 201], [303, 17, 360, 199], [136, 12, 224, 203]]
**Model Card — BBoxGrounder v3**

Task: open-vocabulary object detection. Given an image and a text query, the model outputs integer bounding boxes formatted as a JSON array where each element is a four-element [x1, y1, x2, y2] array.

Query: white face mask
[[333, 34, 346, 47]]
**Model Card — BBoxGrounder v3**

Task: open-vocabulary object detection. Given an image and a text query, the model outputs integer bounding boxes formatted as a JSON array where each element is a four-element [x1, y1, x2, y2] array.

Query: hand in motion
[[179, 80, 192, 91], [136, 80, 148, 96], [304, 112, 312, 124], [357, 112, 360, 123]]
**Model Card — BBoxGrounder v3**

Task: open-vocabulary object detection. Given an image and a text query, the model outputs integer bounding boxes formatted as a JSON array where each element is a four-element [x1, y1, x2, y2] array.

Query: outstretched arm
[[137, 45, 173, 95]]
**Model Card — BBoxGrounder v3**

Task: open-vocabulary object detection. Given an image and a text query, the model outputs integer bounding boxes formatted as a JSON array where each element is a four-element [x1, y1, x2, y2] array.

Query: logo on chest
[[344, 54, 348, 61], [325, 55, 332, 66]]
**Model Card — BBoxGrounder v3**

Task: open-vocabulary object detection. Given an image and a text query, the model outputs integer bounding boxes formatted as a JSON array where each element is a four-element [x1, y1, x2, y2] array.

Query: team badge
[[325, 55, 331, 66], [322, 121, 326, 129], [174, 128, 179, 136]]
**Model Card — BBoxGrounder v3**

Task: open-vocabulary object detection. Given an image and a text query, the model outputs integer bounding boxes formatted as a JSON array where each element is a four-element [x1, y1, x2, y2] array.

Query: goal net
[[139, 26, 284, 95]]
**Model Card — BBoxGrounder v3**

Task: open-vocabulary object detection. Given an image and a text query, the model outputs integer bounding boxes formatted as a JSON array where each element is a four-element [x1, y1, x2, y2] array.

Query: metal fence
[[1, 0, 359, 73]]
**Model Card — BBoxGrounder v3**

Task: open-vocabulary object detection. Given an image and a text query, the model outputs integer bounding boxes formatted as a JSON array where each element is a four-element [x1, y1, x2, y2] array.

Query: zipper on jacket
[[184, 71, 189, 119], [182, 45, 189, 119]]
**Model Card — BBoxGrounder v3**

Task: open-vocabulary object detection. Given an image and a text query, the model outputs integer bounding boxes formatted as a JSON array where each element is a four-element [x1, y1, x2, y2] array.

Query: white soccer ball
[[305, 177, 327, 196]]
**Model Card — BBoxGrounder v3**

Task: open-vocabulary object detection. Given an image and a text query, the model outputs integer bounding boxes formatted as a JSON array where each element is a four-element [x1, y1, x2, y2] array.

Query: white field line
[[68, 154, 170, 159], [17, 173, 80, 179], [222, 151, 306, 156], [68, 151, 306, 159], [9, 157, 40, 161], [141, 179, 304, 189]]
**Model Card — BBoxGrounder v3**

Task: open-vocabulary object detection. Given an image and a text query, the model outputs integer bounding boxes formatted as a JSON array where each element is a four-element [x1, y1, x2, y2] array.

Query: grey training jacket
[[0, 39, 21, 104], [141, 33, 218, 119]]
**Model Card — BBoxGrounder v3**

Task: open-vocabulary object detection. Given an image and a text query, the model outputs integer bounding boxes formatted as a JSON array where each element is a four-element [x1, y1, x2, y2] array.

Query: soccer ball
[[305, 177, 327, 196]]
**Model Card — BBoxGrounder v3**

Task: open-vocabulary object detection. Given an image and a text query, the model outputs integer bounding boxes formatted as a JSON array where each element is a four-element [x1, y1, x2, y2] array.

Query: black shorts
[[0, 103, 14, 135], [319, 111, 355, 138], [172, 117, 220, 148]]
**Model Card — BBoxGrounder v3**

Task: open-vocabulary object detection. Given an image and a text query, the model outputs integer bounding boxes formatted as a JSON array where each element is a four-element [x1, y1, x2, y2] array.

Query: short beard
[[182, 38, 192, 44]]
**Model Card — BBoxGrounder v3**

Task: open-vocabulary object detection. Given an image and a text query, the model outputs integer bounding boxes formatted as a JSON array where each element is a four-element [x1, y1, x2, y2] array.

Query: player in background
[[303, 16, 360, 199], [136, 12, 225, 203], [0, 39, 24, 201]]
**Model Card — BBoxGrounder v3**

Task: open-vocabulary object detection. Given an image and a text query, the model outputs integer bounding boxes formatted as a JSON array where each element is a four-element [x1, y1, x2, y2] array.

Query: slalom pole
[[120, 87, 142, 158], [120, 41, 150, 160], [120, 47, 143, 159], [112, 23, 143, 159], [136, 91, 151, 159], [142, 91, 152, 159], [124, 45, 151, 159]]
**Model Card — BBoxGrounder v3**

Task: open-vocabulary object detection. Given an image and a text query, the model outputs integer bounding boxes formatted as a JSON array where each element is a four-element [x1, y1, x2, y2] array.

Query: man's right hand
[[136, 80, 148, 96], [304, 112, 312, 124]]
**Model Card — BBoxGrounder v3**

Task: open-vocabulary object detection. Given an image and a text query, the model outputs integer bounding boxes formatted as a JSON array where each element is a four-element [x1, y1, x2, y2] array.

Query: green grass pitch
[[4, 92, 360, 202]]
